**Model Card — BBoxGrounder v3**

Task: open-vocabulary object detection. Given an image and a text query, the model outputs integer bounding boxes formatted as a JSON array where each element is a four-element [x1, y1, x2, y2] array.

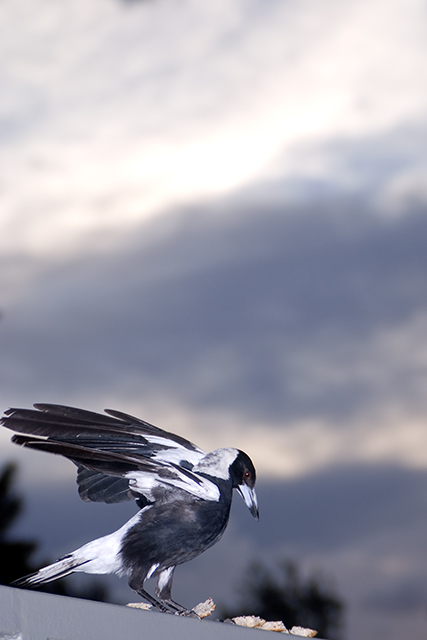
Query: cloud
[[2, 0, 427, 256], [3, 203, 427, 408], [2, 200, 427, 477]]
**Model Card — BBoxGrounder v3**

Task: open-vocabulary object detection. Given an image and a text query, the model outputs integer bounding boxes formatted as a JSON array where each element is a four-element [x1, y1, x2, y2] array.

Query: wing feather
[[3, 405, 217, 504], [77, 468, 133, 503], [3, 404, 202, 452]]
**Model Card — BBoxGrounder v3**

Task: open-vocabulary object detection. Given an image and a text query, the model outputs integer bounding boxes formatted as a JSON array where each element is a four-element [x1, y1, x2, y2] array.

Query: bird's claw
[[174, 608, 200, 619]]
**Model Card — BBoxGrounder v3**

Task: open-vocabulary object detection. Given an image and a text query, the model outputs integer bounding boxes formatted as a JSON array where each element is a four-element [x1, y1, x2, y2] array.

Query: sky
[[2, 0, 427, 638]]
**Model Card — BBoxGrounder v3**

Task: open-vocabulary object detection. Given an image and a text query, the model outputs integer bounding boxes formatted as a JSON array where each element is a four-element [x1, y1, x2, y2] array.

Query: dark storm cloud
[[2, 198, 427, 424], [251, 465, 427, 552], [362, 578, 427, 613]]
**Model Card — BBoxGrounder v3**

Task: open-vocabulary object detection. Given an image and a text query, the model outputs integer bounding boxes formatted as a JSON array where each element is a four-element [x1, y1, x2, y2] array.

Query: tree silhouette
[[0, 461, 108, 601], [0, 462, 37, 585], [221, 559, 344, 640]]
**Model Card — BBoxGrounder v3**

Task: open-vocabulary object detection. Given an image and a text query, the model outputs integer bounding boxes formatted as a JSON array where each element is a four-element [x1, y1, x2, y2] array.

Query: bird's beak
[[237, 484, 259, 520]]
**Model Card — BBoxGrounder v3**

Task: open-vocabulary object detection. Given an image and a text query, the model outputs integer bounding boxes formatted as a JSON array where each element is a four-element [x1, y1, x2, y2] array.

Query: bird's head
[[193, 448, 259, 519], [230, 450, 259, 520]]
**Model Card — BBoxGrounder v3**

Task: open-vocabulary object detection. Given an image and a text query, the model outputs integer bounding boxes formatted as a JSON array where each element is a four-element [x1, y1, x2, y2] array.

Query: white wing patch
[[126, 466, 220, 502], [160, 472, 220, 501], [123, 433, 219, 500], [126, 473, 159, 501], [143, 434, 206, 467]]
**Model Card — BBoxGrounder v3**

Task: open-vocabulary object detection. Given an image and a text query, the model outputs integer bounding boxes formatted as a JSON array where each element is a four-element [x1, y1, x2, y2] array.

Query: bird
[[1, 403, 258, 616]]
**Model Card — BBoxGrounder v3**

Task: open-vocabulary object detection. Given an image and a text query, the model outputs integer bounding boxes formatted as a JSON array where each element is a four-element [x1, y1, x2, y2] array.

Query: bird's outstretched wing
[[1, 404, 219, 504]]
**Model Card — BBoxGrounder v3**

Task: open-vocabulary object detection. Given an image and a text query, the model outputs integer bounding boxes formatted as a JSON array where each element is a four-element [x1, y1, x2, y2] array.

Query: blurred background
[[2, 0, 427, 638]]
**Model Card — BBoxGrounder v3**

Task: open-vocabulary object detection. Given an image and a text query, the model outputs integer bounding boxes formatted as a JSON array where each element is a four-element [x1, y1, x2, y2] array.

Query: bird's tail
[[12, 555, 89, 588]]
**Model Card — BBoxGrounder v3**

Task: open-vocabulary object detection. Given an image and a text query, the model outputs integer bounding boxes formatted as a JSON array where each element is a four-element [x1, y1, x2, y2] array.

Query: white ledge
[[0, 584, 326, 640]]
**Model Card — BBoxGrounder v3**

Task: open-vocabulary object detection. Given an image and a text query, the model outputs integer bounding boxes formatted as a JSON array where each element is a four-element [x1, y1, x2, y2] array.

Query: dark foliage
[[0, 462, 37, 585], [0, 461, 108, 602], [221, 559, 344, 640]]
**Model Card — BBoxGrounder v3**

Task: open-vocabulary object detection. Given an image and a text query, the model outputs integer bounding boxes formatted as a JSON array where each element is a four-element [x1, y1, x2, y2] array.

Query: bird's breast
[[120, 489, 232, 573]]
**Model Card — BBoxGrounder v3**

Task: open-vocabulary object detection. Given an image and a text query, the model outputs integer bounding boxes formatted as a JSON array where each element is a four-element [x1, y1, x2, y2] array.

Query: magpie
[[1, 404, 258, 616]]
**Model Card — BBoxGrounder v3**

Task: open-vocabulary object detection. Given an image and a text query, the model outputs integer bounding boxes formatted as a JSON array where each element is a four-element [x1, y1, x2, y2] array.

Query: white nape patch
[[146, 563, 160, 579], [72, 507, 151, 576], [193, 448, 239, 480], [157, 566, 174, 592]]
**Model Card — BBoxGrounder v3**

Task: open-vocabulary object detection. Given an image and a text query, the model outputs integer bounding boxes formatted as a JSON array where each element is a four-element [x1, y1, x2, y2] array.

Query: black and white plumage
[[1, 404, 258, 615]]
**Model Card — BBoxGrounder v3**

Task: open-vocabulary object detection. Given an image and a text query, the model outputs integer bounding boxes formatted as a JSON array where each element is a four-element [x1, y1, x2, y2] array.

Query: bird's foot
[[160, 598, 201, 618], [177, 609, 201, 619]]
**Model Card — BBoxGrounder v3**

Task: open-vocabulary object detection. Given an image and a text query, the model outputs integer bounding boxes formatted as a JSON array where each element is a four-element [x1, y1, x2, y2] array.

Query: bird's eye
[[244, 470, 252, 480]]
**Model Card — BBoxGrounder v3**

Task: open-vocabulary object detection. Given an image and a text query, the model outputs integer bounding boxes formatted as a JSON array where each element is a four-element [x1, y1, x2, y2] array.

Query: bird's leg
[[133, 586, 174, 613], [155, 567, 200, 618], [129, 571, 176, 614]]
